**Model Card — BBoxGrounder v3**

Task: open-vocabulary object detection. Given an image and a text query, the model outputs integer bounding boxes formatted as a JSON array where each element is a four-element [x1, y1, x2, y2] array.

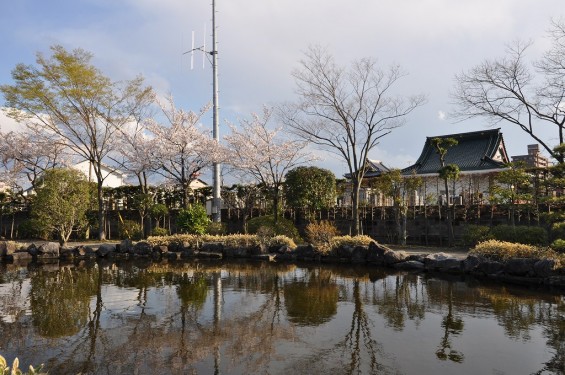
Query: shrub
[[305, 220, 340, 251], [147, 234, 259, 249], [177, 205, 210, 235], [551, 239, 565, 253], [551, 222, 565, 241], [17, 219, 51, 240], [207, 221, 226, 235], [151, 226, 169, 237], [269, 235, 297, 249], [490, 225, 548, 246], [470, 239, 549, 261], [461, 225, 491, 247], [330, 235, 374, 250], [119, 220, 143, 240], [246, 215, 301, 242]]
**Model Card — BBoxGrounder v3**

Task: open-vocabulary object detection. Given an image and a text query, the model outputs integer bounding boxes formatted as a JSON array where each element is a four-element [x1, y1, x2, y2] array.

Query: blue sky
[[0, 0, 563, 178]]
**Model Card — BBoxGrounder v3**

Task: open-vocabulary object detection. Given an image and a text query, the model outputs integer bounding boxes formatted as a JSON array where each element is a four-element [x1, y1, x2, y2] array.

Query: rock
[[0, 241, 17, 257], [152, 245, 168, 254], [476, 260, 504, 275], [533, 259, 558, 277], [394, 260, 425, 270], [97, 244, 116, 257], [294, 244, 315, 259], [76, 245, 96, 258], [38, 242, 60, 258], [463, 255, 482, 273], [383, 249, 408, 265], [335, 245, 354, 258], [424, 253, 462, 272], [201, 242, 224, 253], [253, 254, 275, 261], [119, 239, 134, 254], [133, 241, 153, 256], [351, 246, 368, 263], [504, 258, 538, 276], [367, 241, 391, 263], [196, 251, 223, 259]]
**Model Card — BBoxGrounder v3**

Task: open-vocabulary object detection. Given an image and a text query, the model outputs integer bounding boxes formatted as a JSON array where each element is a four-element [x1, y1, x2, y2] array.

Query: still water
[[0, 260, 563, 375]]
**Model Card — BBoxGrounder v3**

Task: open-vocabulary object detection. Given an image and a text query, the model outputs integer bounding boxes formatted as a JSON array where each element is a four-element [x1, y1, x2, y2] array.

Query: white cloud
[[0, 109, 23, 133]]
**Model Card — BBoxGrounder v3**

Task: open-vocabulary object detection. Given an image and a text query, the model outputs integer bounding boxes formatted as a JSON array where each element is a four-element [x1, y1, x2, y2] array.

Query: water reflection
[[0, 261, 563, 374]]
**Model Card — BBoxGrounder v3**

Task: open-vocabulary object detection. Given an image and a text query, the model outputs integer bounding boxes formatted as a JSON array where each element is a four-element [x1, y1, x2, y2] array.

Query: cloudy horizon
[[1, 0, 562, 180]]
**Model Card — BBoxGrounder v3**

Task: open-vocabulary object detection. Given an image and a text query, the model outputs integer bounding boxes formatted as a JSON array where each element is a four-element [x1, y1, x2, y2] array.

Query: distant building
[[511, 144, 550, 169], [71, 160, 128, 188], [342, 129, 511, 207], [401, 129, 509, 205]]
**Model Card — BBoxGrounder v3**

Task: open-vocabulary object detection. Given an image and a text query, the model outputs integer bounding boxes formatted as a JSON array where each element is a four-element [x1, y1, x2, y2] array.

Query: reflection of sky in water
[[0, 263, 562, 375]]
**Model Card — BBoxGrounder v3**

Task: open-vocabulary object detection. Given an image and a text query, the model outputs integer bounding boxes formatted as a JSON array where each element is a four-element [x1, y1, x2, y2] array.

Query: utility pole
[[211, 0, 221, 223]]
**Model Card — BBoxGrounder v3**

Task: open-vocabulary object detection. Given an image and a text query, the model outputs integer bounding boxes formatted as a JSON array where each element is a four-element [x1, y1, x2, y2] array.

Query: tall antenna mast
[[184, 1, 222, 222], [211, 0, 221, 223]]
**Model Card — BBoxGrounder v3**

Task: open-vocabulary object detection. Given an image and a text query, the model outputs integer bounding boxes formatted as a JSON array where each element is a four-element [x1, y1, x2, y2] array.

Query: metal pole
[[212, 0, 221, 222]]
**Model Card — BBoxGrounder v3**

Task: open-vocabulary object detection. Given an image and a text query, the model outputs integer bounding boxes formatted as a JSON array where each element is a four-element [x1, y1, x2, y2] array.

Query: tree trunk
[[272, 188, 279, 225], [97, 183, 106, 240], [351, 179, 361, 236], [444, 178, 454, 247]]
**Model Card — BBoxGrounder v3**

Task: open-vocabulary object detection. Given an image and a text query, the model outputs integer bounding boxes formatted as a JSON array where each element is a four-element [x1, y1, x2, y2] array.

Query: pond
[[0, 260, 563, 375]]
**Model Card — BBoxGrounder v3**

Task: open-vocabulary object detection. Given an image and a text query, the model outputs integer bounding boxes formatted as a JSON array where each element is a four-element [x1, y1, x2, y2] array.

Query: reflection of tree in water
[[435, 282, 464, 363], [284, 278, 394, 375], [371, 274, 426, 331], [479, 287, 565, 374], [284, 269, 338, 326], [29, 266, 99, 338]]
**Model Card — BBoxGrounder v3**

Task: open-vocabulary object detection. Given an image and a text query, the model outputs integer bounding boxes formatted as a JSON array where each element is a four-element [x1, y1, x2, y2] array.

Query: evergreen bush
[[177, 205, 210, 235], [461, 225, 491, 247], [246, 215, 301, 242], [490, 225, 548, 246]]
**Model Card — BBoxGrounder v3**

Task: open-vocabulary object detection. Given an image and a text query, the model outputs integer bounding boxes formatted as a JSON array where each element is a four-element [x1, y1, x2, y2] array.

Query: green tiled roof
[[402, 129, 508, 175]]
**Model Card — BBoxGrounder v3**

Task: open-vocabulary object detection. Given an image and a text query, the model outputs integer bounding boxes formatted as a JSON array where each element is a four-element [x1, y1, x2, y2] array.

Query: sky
[[0, 0, 563, 180]]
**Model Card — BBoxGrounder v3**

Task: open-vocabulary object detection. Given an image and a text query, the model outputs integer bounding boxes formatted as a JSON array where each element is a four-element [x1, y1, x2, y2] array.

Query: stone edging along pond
[[1, 240, 565, 290]]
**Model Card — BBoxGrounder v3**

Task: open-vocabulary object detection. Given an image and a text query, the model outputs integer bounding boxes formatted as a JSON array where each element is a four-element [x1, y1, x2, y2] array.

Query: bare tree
[[281, 46, 426, 235], [0, 45, 154, 240], [452, 19, 565, 163], [225, 106, 313, 223]]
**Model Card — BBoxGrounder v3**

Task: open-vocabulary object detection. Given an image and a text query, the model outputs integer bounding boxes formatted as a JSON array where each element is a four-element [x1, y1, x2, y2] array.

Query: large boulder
[[383, 249, 408, 265], [394, 260, 425, 270], [0, 241, 17, 258], [462, 255, 482, 273], [76, 245, 96, 258], [119, 239, 134, 254], [351, 246, 368, 263], [424, 253, 462, 272], [38, 242, 60, 258], [133, 241, 153, 257], [97, 243, 116, 258], [533, 259, 558, 278], [201, 242, 224, 253], [504, 258, 538, 276], [367, 242, 391, 264], [476, 260, 505, 275]]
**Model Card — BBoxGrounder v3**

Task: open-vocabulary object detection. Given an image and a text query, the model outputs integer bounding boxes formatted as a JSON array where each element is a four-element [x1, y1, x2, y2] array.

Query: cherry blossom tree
[[0, 130, 68, 191], [146, 96, 220, 208], [224, 106, 313, 223]]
